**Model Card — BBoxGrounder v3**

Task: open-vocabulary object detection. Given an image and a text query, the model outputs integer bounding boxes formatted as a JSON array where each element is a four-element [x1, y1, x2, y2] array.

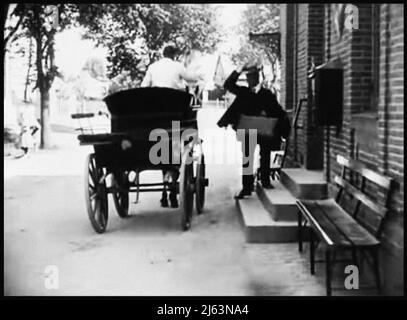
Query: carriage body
[[72, 87, 208, 233]]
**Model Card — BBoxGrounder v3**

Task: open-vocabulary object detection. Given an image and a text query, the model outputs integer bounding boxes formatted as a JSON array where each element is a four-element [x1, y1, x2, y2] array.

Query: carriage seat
[[104, 87, 194, 116], [103, 87, 197, 132]]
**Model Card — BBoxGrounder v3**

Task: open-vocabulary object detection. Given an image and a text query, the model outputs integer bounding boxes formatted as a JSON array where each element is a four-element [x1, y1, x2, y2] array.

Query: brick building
[[280, 4, 403, 294]]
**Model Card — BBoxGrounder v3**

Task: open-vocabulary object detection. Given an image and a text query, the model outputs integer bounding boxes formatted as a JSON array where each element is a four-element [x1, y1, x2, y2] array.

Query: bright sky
[[215, 4, 247, 53], [55, 28, 107, 79], [217, 4, 247, 27]]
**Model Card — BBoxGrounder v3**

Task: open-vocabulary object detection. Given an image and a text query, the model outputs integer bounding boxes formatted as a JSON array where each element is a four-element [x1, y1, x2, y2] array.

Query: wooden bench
[[297, 155, 394, 296]]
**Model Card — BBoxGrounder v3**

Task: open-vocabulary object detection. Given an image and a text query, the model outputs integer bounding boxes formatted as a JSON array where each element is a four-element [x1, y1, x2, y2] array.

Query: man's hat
[[246, 66, 261, 74], [245, 62, 263, 75]]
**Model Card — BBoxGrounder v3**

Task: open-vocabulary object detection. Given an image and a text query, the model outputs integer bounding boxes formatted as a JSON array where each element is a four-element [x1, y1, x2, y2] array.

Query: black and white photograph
[[3, 2, 404, 301]]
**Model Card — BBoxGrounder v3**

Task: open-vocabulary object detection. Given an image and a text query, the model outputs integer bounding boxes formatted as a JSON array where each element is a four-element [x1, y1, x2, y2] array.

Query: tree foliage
[[4, 4, 223, 147], [240, 4, 279, 34], [6, 4, 78, 148], [231, 4, 280, 66], [76, 4, 222, 83], [11, 4, 78, 89], [230, 4, 280, 91]]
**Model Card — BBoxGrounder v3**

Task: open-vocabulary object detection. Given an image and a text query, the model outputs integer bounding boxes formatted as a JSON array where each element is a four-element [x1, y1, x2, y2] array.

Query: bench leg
[[326, 249, 332, 296], [310, 230, 315, 275], [371, 249, 382, 295], [298, 210, 303, 253]]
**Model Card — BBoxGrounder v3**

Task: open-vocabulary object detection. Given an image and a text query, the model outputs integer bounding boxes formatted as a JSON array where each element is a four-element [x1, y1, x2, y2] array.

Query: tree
[[77, 4, 222, 83], [239, 4, 279, 35], [4, 4, 23, 51], [230, 4, 280, 90], [4, 4, 223, 147], [23, 37, 34, 102], [8, 4, 78, 148]]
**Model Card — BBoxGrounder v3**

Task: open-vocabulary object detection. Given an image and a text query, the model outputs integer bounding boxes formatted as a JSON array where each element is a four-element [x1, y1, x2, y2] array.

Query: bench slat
[[314, 199, 380, 247], [297, 199, 380, 247], [334, 176, 388, 218], [336, 155, 392, 189], [297, 200, 351, 247]]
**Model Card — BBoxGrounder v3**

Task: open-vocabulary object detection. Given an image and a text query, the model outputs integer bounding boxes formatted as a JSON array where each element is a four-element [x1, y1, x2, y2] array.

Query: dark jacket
[[217, 71, 290, 146]]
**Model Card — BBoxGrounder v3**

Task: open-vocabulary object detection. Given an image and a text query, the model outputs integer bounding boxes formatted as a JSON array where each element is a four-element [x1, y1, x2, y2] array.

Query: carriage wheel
[[195, 154, 206, 214], [180, 161, 194, 231], [85, 153, 108, 233], [112, 171, 129, 218]]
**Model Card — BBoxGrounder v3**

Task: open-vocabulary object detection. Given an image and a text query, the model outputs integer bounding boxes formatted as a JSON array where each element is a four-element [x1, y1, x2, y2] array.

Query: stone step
[[280, 168, 328, 200], [256, 180, 298, 222], [236, 195, 298, 243]]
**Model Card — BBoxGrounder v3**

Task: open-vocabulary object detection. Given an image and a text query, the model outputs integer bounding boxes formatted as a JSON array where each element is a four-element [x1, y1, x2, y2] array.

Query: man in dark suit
[[217, 63, 290, 199]]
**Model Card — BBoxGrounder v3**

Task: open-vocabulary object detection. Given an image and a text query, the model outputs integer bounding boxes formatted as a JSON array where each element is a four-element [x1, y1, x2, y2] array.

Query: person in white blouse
[[141, 45, 203, 208], [141, 45, 203, 90]]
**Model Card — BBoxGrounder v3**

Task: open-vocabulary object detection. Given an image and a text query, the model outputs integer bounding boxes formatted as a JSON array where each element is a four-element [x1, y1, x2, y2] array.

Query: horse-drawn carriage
[[72, 87, 208, 233]]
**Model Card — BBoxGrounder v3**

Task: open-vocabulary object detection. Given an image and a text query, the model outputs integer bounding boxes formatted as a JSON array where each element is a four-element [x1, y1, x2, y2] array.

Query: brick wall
[[325, 3, 403, 295], [378, 4, 404, 214], [377, 4, 404, 294], [294, 3, 309, 167], [281, 3, 404, 295], [305, 4, 325, 169], [280, 4, 298, 167], [279, 4, 293, 110], [323, 4, 353, 184], [282, 4, 325, 169]]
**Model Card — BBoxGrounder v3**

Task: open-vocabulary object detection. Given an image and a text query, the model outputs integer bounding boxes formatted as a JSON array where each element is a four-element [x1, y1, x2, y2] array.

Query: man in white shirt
[[141, 45, 203, 208], [141, 45, 203, 89]]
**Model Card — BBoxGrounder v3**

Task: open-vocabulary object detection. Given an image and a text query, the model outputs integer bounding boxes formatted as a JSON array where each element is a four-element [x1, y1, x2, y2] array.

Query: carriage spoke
[[94, 200, 100, 220], [99, 200, 107, 226], [85, 154, 108, 233], [88, 157, 101, 183], [89, 192, 98, 201], [91, 196, 97, 211], [89, 167, 99, 185], [89, 181, 96, 189]]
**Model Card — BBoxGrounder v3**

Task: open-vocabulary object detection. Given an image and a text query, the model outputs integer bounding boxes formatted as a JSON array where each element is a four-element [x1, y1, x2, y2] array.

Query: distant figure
[[16, 103, 41, 158], [141, 45, 204, 208], [217, 61, 290, 199]]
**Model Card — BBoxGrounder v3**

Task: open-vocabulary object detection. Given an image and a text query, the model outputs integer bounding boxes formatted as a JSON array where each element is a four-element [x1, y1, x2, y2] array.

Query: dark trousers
[[161, 169, 179, 199], [239, 131, 274, 191]]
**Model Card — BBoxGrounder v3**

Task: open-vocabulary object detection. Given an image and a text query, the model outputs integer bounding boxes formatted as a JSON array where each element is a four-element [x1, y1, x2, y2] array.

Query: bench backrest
[[334, 155, 394, 239]]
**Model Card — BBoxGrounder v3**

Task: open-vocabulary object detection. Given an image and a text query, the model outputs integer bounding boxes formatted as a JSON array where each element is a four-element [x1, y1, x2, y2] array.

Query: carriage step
[[256, 180, 298, 222], [236, 195, 298, 243]]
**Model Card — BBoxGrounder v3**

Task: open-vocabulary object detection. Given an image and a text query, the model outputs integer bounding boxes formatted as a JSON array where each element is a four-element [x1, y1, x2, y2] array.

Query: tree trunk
[[35, 30, 52, 149], [40, 88, 52, 149], [24, 37, 33, 102]]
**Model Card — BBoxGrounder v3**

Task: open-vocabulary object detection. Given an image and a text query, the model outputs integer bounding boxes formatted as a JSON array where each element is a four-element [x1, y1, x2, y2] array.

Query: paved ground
[[4, 107, 361, 296]]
